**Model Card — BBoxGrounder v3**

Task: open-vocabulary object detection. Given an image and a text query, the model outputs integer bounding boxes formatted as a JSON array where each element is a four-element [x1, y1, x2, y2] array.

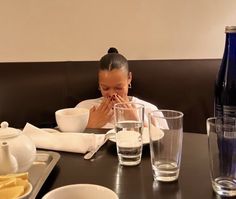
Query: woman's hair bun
[[108, 47, 118, 54]]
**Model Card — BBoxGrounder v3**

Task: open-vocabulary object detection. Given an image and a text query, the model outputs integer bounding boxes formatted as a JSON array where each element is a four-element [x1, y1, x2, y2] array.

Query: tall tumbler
[[207, 117, 236, 197], [149, 110, 183, 182], [114, 102, 144, 166]]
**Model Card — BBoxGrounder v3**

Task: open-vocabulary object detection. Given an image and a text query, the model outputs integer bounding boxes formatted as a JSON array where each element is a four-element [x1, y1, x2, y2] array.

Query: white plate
[[18, 182, 33, 199], [107, 127, 164, 145], [42, 184, 118, 199]]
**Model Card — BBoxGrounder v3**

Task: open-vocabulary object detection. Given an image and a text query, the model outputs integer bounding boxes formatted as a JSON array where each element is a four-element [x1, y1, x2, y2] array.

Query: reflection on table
[[35, 130, 223, 199]]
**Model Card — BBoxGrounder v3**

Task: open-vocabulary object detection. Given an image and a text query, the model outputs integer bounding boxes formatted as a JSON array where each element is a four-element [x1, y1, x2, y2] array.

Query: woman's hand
[[111, 94, 129, 108], [86, 97, 113, 128], [112, 94, 139, 121]]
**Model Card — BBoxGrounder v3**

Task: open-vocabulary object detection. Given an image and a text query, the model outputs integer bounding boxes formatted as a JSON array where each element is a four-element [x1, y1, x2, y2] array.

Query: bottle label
[[223, 105, 236, 117], [215, 103, 223, 117], [224, 131, 236, 138]]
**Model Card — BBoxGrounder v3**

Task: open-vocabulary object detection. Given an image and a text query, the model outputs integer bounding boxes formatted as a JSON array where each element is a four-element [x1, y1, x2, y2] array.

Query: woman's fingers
[[87, 102, 113, 128], [98, 97, 113, 113], [113, 94, 125, 103], [112, 94, 128, 108], [112, 95, 139, 121], [90, 105, 96, 112]]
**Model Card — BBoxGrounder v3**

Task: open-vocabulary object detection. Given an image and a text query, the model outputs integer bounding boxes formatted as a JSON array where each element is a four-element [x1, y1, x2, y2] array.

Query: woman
[[76, 47, 158, 128]]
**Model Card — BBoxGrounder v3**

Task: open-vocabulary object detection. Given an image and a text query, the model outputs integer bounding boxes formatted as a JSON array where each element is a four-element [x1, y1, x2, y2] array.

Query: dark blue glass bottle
[[214, 26, 236, 178], [215, 26, 236, 117]]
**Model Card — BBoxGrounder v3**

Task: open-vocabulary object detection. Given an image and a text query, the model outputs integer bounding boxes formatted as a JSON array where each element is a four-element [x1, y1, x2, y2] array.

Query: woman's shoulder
[[75, 97, 103, 109], [131, 96, 158, 111]]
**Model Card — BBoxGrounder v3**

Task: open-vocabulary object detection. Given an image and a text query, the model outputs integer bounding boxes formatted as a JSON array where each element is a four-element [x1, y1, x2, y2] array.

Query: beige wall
[[0, 0, 235, 61]]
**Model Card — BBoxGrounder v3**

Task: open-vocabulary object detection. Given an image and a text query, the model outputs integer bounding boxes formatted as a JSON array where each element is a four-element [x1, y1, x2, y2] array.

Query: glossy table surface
[[36, 130, 228, 199]]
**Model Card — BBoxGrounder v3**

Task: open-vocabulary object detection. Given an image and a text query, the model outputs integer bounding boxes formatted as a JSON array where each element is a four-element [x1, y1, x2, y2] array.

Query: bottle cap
[[225, 26, 236, 33]]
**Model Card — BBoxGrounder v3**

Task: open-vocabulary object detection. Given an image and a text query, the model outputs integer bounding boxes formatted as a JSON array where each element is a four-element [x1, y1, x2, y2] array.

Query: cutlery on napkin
[[22, 123, 105, 154], [83, 131, 115, 160]]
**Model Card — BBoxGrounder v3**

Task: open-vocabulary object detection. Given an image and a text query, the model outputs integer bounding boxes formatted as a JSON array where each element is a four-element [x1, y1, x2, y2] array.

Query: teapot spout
[[0, 142, 18, 175]]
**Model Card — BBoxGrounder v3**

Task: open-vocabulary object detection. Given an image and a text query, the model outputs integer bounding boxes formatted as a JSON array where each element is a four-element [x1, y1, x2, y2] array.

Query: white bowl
[[55, 108, 89, 132], [42, 184, 119, 199]]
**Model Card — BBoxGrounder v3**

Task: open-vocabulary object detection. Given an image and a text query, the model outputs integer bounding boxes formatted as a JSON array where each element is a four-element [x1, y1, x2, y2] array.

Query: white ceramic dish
[[55, 108, 89, 132], [18, 182, 33, 199], [107, 127, 164, 145], [42, 184, 119, 199]]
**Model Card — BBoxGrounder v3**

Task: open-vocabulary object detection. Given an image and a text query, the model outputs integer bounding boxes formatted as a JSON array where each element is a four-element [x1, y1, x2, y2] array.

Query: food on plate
[[0, 172, 30, 199], [0, 178, 18, 189], [0, 186, 24, 199], [15, 178, 28, 190], [0, 172, 28, 181]]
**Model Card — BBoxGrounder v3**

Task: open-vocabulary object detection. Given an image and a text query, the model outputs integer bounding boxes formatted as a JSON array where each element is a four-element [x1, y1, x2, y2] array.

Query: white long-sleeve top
[[76, 96, 158, 129]]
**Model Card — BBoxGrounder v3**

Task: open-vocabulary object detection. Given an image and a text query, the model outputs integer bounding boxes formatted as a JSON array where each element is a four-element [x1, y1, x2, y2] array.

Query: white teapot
[[0, 121, 36, 175]]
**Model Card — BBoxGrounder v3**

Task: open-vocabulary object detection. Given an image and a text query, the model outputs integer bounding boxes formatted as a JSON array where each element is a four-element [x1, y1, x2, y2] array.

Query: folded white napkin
[[23, 123, 105, 154]]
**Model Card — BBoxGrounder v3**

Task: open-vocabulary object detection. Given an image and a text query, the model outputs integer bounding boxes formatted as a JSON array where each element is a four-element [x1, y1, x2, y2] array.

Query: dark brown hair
[[99, 47, 129, 72]]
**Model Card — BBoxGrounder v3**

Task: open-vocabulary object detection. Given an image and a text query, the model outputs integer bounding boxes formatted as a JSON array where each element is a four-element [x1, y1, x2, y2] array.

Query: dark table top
[[36, 130, 230, 199]]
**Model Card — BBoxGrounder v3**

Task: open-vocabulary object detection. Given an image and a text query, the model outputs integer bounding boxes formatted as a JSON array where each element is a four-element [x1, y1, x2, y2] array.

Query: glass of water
[[114, 102, 144, 166], [149, 110, 183, 182], [207, 117, 236, 197]]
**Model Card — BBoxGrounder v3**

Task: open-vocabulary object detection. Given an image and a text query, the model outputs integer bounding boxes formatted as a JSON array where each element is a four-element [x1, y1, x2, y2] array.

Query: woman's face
[[98, 69, 132, 99]]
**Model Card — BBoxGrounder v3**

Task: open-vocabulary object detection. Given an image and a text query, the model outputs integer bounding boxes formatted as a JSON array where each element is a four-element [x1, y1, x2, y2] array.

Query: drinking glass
[[149, 110, 183, 182], [207, 117, 236, 197], [114, 102, 144, 166]]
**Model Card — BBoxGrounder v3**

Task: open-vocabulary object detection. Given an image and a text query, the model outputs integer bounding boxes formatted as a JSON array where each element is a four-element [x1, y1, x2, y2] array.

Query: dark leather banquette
[[0, 59, 220, 133]]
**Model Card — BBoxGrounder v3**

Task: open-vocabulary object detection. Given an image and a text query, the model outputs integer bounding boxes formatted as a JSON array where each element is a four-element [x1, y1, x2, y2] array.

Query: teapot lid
[[0, 122, 20, 139]]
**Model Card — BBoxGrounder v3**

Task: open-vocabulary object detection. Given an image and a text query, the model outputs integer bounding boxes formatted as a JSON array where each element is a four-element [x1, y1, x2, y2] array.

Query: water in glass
[[115, 121, 143, 166]]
